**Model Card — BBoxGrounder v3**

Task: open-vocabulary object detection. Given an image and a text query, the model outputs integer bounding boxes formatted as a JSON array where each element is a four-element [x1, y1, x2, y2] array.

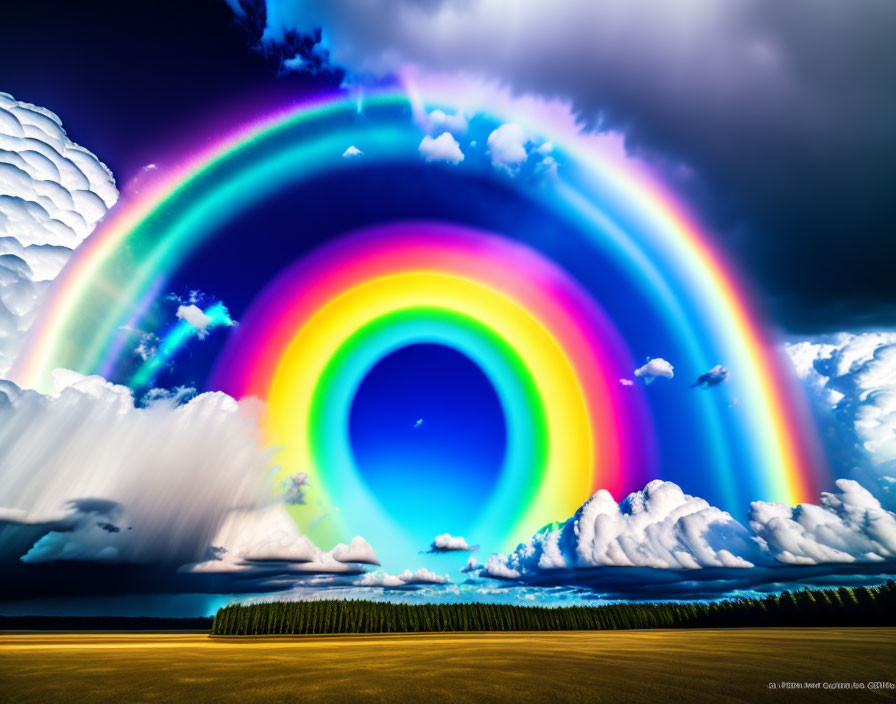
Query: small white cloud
[[342, 145, 363, 159], [634, 358, 674, 384], [428, 532, 476, 552], [486, 123, 529, 174], [618, 378, 634, 386], [176, 304, 212, 336], [419, 132, 464, 164], [331, 536, 380, 565]]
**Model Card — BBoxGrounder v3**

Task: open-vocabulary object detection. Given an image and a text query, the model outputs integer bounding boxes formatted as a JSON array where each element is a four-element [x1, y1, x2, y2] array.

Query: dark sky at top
[[1, 0, 894, 333]]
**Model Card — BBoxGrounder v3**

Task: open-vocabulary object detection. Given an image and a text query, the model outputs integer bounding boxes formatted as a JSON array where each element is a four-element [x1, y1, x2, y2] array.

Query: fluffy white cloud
[[176, 303, 212, 335], [357, 567, 450, 587], [618, 378, 634, 386], [331, 536, 380, 565], [342, 145, 363, 158], [0, 93, 117, 375], [184, 507, 378, 576], [634, 358, 674, 384], [418, 132, 464, 164], [483, 478, 896, 583], [750, 479, 896, 565], [483, 556, 521, 580], [786, 333, 896, 483], [428, 532, 475, 552], [0, 370, 274, 565], [486, 123, 529, 174], [484, 481, 756, 580]]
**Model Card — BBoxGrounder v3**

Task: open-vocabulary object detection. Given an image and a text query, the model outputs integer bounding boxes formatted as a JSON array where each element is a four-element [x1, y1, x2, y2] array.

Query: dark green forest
[[211, 581, 896, 635]]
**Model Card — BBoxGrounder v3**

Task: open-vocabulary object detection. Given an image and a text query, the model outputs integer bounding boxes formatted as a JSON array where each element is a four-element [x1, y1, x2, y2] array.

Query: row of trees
[[211, 581, 896, 635]]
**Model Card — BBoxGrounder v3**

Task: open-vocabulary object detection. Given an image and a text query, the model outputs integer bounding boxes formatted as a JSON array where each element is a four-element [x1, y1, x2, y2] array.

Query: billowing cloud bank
[[0, 93, 118, 375], [0, 371, 273, 566], [481, 479, 896, 597], [0, 372, 395, 601], [787, 333, 896, 488]]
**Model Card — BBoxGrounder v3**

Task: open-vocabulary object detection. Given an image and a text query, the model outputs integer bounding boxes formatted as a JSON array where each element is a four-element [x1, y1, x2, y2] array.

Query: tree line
[[211, 581, 896, 635]]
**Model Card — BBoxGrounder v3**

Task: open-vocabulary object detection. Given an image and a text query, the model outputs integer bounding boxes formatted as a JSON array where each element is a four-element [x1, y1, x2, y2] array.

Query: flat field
[[1, 628, 894, 703]]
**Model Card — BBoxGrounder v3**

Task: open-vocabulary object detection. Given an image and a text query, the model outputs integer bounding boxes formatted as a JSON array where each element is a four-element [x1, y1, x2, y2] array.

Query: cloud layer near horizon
[[0, 371, 273, 566], [482, 478, 896, 594]]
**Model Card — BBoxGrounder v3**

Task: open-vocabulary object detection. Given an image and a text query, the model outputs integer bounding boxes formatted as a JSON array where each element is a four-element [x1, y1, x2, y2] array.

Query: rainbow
[[209, 223, 646, 550], [12, 86, 826, 556]]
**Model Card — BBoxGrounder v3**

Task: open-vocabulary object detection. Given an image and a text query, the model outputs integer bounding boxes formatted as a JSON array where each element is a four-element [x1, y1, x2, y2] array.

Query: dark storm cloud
[[231, 0, 896, 331]]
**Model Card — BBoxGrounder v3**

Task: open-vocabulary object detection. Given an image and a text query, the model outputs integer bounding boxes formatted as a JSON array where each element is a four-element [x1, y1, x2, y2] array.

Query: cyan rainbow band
[[130, 302, 232, 389], [13, 89, 825, 516], [210, 223, 642, 549]]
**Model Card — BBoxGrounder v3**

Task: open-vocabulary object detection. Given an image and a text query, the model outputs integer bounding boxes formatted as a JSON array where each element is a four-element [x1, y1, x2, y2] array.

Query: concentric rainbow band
[[11, 88, 826, 549], [210, 223, 641, 549]]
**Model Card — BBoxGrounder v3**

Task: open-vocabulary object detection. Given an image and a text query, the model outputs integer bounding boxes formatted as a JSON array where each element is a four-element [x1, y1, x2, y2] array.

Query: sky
[[1, 0, 895, 616], [3, 0, 895, 332]]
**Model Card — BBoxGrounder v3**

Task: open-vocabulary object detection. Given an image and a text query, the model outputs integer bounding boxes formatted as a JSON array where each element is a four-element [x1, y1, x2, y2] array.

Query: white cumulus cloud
[[331, 536, 380, 565], [356, 567, 450, 587], [786, 333, 896, 487], [418, 132, 464, 164], [482, 478, 896, 585], [486, 123, 529, 174], [428, 532, 476, 552], [0, 93, 118, 375], [750, 479, 896, 565], [176, 303, 212, 335], [484, 480, 756, 579], [634, 358, 674, 384], [184, 507, 378, 576]]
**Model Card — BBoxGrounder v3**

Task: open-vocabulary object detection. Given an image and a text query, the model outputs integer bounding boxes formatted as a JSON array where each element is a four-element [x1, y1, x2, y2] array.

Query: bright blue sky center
[[348, 343, 507, 537]]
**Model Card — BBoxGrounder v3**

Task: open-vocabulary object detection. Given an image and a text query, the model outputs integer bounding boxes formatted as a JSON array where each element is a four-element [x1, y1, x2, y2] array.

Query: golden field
[[1, 628, 894, 703]]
